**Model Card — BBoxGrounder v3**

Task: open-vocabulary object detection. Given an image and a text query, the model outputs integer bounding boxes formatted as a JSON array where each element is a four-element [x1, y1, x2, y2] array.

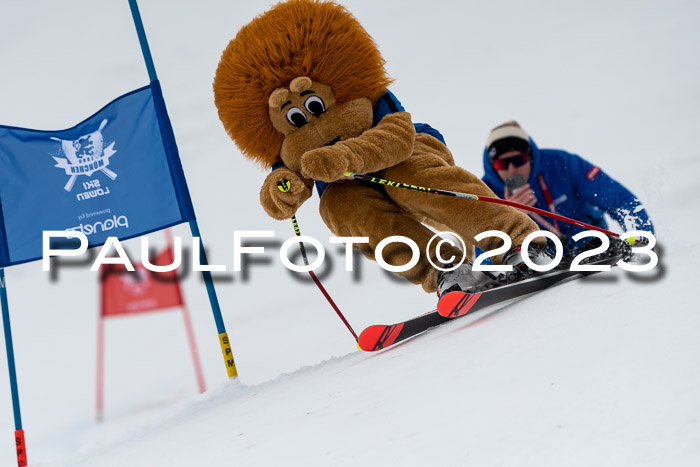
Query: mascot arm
[[301, 111, 415, 182], [259, 166, 314, 220]]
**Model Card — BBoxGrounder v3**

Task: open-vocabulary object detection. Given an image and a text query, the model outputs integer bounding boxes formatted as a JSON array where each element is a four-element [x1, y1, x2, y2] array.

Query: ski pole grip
[[277, 178, 291, 192]]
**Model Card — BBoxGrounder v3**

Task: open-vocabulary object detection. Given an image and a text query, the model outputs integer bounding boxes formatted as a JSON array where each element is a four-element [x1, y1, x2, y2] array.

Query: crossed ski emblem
[[52, 119, 118, 191]]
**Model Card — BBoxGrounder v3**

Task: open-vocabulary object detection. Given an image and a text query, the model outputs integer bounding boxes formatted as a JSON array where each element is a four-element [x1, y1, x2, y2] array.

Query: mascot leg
[[381, 134, 545, 261], [320, 180, 463, 293]]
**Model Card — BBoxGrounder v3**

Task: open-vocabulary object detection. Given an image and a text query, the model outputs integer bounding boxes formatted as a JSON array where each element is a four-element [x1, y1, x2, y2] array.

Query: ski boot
[[437, 245, 553, 296], [436, 262, 498, 297], [496, 244, 554, 285]]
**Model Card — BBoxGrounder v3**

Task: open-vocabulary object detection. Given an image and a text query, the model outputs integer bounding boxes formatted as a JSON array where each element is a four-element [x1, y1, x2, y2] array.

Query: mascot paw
[[301, 146, 350, 182], [259, 168, 312, 220]]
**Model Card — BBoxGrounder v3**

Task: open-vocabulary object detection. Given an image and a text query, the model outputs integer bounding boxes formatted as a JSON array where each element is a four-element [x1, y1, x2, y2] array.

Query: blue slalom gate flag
[[0, 81, 195, 267]]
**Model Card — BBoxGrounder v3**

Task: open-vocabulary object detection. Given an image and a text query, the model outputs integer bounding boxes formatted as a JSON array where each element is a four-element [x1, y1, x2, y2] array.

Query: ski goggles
[[492, 153, 530, 170]]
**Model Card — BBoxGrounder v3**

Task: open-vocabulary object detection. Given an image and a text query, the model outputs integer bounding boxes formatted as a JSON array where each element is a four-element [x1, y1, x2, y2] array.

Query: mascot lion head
[[213, 0, 393, 169]]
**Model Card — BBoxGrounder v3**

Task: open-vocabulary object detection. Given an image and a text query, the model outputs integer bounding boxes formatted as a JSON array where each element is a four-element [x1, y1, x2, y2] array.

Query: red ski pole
[[344, 172, 620, 238], [276, 179, 358, 342]]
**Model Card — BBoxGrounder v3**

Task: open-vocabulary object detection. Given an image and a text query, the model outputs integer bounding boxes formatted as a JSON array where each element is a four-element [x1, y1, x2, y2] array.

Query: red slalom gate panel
[[101, 248, 183, 317]]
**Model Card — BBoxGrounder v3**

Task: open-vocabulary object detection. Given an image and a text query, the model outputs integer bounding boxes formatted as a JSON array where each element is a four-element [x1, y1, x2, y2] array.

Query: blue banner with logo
[[0, 82, 195, 267]]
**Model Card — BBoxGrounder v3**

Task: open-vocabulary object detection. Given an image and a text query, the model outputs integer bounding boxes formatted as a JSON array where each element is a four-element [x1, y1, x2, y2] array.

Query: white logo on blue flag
[[51, 119, 118, 191]]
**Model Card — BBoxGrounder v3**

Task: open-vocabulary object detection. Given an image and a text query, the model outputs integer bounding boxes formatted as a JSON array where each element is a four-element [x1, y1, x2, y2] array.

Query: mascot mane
[[213, 0, 394, 168]]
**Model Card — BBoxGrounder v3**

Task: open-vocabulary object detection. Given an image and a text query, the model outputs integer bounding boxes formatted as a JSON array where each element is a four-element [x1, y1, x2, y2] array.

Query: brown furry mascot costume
[[213, 0, 543, 293]]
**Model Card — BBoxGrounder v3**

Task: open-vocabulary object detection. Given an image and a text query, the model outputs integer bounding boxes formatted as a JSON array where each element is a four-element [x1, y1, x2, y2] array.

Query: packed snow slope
[[0, 0, 698, 466]]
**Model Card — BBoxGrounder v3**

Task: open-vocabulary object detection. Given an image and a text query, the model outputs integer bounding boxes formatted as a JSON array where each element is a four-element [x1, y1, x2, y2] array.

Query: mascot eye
[[286, 107, 307, 127], [304, 96, 326, 116]]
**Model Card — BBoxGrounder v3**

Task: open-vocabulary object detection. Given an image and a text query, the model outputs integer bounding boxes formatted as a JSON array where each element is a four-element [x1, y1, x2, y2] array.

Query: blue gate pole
[[128, 0, 237, 378], [1, 269, 28, 466]]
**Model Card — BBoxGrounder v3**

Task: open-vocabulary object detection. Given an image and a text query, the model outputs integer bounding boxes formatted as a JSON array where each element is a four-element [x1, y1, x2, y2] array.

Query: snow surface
[[0, 0, 699, 465]]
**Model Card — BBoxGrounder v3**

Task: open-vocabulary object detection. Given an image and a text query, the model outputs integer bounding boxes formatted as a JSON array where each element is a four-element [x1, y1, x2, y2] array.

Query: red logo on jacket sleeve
[[586, 166, 601, 181]]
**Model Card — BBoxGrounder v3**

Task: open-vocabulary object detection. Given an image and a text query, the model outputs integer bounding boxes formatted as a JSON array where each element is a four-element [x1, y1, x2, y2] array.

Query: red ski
[[358, 255, 622, 351]]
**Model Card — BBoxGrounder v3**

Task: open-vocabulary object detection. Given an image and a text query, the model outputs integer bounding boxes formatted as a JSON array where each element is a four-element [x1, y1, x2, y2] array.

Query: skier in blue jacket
[[481, 121, 654, 257]]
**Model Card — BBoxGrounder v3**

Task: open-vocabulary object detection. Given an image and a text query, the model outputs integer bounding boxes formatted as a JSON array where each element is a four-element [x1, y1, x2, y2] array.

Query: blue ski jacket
[[481, 138, 654, 254], [273, 90, 444, 198]]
